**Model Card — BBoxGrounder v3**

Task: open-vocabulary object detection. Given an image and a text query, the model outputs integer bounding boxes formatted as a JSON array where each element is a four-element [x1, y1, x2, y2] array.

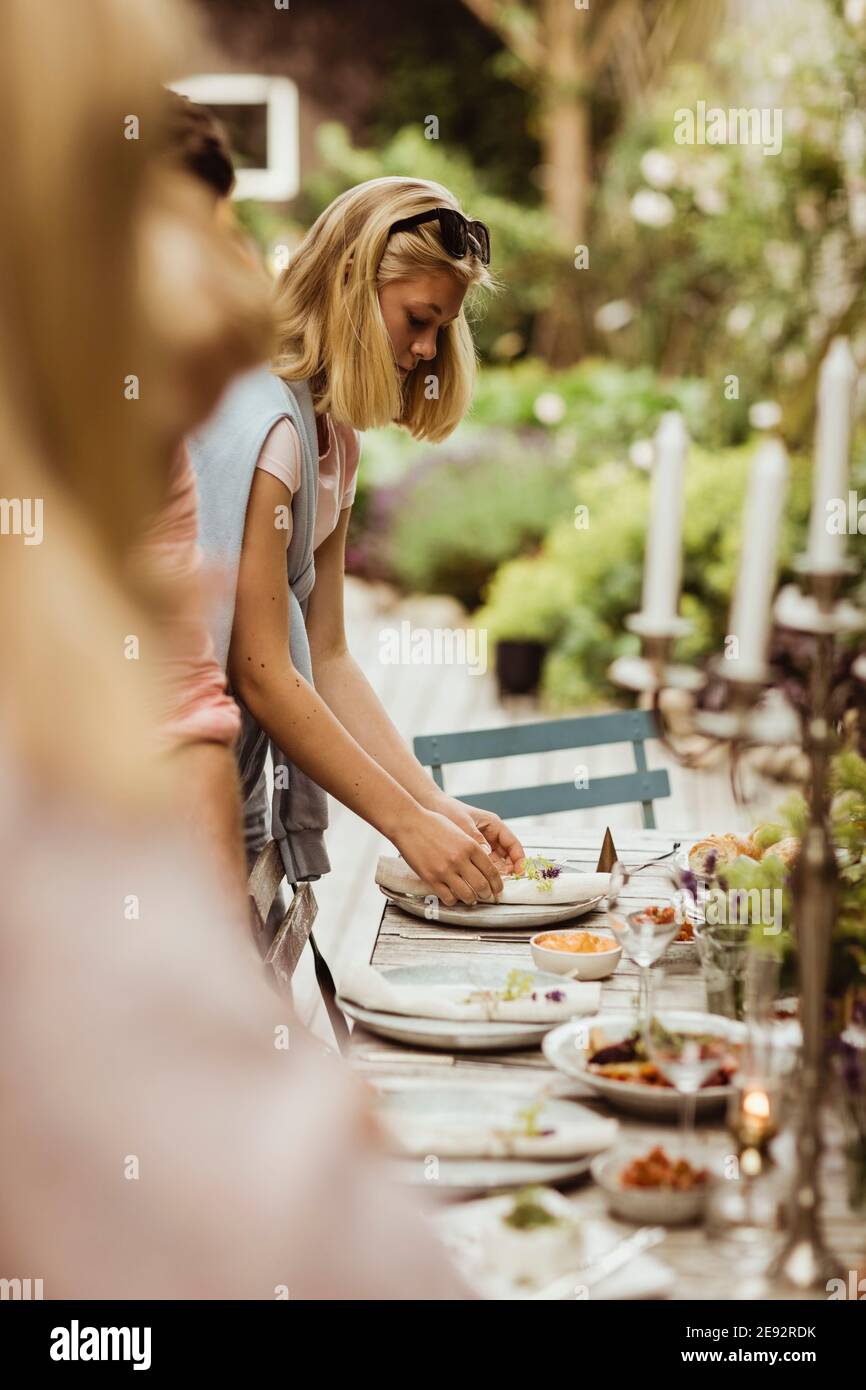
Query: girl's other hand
[[392, 807, 504, 907], [427, 792, 526, 877]]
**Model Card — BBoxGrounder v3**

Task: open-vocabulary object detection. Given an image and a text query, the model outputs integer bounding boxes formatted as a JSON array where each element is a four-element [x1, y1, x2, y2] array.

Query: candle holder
[[608, 375, 866, 1290], [729, 1076, 782, 1157], [767, 562, 864, 1290], [608, 616, 703, 696], [705, 1075, 788, 1272]]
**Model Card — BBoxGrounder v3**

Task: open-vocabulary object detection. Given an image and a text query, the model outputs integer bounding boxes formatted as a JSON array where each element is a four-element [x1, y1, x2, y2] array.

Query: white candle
[[728, 438, 789, 675], [641, 412, 688, 628], [807, 337, 857, 572]]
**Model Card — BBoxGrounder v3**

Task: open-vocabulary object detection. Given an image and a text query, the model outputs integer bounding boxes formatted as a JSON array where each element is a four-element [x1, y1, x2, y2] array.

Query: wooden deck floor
[[288, 579, 785, 1040]]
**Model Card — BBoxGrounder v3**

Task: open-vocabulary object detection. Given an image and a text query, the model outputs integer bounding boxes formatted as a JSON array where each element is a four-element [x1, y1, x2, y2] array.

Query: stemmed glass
[[643, 975, 745, 1148], [605, 879, 682, 1025]]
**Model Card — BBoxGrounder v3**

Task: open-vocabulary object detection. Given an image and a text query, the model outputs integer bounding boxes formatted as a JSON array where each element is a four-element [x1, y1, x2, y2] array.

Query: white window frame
[[168, 74, 299, 202]]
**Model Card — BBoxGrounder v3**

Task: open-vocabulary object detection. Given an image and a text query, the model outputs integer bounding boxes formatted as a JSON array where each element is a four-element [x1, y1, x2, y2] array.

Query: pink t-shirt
[[255, 414, 360, 550]]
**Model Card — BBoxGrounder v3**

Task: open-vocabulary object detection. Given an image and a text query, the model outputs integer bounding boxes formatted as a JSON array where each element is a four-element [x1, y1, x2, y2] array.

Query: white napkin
[[376, 854, 609, 907], [339, 962, 600, 1022], [383, 1110, 618, 1160]]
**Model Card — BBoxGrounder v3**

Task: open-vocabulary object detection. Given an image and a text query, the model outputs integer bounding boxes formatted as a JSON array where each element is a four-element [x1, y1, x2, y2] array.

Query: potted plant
[[474, 556, 574, 697]]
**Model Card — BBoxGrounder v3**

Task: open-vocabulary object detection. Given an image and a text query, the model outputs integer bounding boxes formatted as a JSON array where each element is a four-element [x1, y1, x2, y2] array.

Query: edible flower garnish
[[502, 969, 534, 1001], [514, 1101, 556, 1138], [462, 969, 534, 1012], [513, 855, 562, 893]]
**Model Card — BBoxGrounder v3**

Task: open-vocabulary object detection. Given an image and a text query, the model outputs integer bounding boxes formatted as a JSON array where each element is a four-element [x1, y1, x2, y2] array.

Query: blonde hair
[[0, 0, 271, 810], [273, 177, 495, 442]]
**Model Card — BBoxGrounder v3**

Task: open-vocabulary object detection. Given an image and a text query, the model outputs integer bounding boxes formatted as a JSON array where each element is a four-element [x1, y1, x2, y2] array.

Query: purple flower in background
[[678, 868, 698, 902], [542, 864, 562, 881]]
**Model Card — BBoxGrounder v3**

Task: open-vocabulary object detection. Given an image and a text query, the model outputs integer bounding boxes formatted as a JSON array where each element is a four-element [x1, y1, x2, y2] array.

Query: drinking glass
[[606, 898, 681, 1024], [642, 975, 744, 1148], [695, 922, 751, 1019]]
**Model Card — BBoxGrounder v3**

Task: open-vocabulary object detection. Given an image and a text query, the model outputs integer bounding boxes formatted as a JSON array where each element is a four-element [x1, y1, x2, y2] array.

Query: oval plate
[[339, 961, 578, 1053], [379, 885, 605, 930], [543, 1011, 741, 1118]]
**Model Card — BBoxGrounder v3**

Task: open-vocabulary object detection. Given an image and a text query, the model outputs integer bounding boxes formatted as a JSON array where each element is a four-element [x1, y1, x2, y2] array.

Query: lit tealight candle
[[737, 1084, 776, 1149]]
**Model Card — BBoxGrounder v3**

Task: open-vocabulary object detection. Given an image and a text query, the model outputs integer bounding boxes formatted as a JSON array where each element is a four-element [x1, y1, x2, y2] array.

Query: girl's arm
[[306, 507, 525, 874], [228, 469, 504, 906]]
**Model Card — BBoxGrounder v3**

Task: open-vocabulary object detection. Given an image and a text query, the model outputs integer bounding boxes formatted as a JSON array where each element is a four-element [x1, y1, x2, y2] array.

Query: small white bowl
[[591, 1147, 712, 1226], [529, 928, 622, 980]]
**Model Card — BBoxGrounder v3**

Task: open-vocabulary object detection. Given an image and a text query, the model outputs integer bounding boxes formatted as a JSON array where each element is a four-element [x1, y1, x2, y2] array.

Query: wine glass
[[605, 891, 682, 1024], [643, 978, 744, 1148]]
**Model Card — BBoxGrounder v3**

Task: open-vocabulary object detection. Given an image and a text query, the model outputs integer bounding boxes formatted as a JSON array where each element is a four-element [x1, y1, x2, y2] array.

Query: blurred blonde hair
[[273, 177, 495, 442], [0, 0, 272, 810]]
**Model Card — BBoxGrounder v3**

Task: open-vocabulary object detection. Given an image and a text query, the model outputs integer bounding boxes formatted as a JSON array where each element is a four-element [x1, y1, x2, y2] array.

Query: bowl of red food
[[591, 1143, 716, 1224], [627, 903, 699, 969]]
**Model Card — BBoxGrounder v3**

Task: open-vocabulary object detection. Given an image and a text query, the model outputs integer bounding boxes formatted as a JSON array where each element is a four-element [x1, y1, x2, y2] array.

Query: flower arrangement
[[675, 746, 866, 1029]]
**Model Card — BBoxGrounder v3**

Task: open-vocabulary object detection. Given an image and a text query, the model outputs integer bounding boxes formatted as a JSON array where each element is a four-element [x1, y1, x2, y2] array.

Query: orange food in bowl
[[535, 931, 617, 955]]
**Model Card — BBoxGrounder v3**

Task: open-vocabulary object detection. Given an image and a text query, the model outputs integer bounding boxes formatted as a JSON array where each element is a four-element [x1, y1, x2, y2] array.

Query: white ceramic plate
[[543, 1011, 742, 1118], [338, 961, 575, 1052], [378, 1085, 613, 1193], [379, 885, 606, 930], [435, 1187, 675, 1299]]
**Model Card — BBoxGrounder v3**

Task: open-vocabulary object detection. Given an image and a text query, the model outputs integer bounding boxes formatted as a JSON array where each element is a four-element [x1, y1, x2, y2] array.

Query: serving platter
[[543, 1011, 743, 1118]]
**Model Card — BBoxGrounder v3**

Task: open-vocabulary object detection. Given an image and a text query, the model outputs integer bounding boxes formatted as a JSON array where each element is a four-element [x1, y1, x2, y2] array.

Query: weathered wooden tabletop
[[347, 829, 863, 1300]]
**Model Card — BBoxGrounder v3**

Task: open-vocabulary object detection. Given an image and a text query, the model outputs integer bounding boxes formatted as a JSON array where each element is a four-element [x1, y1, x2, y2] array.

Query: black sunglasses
[[387, 207, 491, 265]]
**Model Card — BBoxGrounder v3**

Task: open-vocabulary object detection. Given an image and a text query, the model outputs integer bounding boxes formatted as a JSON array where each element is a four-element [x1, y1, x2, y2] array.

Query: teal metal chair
[[413, 709, 670, 830]]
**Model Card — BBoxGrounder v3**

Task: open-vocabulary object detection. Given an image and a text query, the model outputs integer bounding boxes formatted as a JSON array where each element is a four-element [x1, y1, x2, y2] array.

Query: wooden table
[[348, 829, 862, 1300]]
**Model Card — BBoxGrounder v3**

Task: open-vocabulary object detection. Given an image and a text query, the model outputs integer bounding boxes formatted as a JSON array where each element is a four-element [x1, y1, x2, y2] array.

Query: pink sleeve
[[255, 417, 302, 495], [341, 427, 362, 509], [140, 447, 242, 751], [255, 419, 302, 550]]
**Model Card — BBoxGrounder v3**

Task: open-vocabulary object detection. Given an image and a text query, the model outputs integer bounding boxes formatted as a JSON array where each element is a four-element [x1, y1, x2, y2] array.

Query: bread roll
[[687, 834, 757, 875], [760, 836, 799, 868]]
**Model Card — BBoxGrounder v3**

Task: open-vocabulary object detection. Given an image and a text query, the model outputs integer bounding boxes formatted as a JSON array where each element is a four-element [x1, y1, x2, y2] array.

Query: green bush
[[474, 442, 819, 709], [368, 433, 576, 610]]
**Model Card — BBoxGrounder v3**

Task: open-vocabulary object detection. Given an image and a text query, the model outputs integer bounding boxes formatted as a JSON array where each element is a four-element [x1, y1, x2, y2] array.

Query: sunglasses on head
[[387, 207, 491, 265]]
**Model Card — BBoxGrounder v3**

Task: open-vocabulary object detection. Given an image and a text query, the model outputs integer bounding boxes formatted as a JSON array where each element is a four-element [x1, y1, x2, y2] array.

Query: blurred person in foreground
[[0, 0, 469, 1300], [136, 91, 257, 924]]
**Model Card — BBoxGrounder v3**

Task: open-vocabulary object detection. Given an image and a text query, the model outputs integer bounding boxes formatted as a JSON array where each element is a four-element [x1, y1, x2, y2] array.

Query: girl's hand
[[427, 792, 526, 877], [392, 807, 505, 907]]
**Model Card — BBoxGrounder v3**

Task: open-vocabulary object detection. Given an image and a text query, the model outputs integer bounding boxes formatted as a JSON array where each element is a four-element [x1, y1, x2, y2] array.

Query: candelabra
[[608, 339, 865, 1292]]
